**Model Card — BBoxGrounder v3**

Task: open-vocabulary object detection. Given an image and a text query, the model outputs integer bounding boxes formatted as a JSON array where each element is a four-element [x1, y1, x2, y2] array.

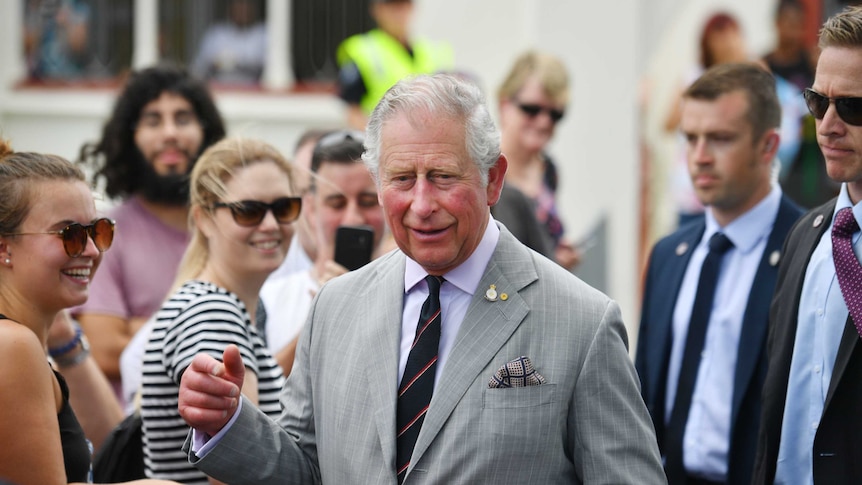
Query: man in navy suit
[[635, 63, 803, 485]]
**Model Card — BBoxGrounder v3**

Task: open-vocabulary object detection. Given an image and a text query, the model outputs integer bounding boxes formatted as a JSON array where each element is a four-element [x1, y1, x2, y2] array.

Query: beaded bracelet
[[53, 334, 90, 368], [48, 320, 83, 358]]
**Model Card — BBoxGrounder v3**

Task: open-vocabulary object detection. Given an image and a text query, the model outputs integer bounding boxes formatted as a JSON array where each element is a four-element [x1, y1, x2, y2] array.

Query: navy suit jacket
[[635, 195, 802, 485]]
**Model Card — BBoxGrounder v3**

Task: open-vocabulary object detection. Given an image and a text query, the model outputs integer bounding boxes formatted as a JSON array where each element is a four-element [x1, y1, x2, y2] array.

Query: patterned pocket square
[[488, 356, 546, 388]]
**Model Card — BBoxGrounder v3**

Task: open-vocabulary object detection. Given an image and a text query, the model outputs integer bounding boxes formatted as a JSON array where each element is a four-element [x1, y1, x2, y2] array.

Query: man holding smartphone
[[260, 130, 386, 374]]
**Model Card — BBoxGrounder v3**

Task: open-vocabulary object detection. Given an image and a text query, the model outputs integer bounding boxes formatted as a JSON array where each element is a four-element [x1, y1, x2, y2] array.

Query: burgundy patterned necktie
[[832, 207, 862, 338], [396, 275, 443, 483]]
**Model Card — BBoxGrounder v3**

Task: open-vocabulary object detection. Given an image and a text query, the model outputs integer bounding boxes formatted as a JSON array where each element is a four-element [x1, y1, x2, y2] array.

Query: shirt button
[[814, 365, 822, 373], [812, 421, 818, 430]]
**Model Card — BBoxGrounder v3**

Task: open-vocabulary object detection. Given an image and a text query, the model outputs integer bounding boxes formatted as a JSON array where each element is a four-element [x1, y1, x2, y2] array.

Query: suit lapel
[[643, 224, 702, 407], [358, 253, 406, 466], [409, 229, 536, 468], [731, 197, 800, 425], [825, 317, 860, 408], [775, 202, 834, 402]]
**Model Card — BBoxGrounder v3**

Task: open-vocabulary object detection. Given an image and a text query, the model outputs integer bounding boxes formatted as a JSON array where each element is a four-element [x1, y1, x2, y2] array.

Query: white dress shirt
[[399, 218, 500, 387]]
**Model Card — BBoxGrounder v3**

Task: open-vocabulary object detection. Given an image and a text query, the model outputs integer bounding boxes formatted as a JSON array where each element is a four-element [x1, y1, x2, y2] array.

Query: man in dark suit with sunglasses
[[753, 6, 862, 484], [636, 62, 803, 485]]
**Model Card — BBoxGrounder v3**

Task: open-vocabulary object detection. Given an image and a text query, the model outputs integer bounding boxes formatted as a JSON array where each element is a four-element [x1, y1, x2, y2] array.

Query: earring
[[4, 259, 9, 265]]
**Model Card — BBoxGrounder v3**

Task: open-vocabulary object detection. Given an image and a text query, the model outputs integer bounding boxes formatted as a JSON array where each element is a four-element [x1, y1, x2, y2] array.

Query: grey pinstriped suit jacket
[[188, 225, 666, 484]]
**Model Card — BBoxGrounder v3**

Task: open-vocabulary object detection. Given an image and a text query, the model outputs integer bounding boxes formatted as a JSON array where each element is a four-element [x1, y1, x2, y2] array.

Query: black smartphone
[[334, 225, 374, 271]]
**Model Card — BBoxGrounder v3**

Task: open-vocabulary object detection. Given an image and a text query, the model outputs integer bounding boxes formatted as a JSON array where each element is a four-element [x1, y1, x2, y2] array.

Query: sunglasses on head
[[317, 129, 365, 148], [514, 101, 565, 123], [212, 197, 302, 227], [804, 88, 862, 126], [6, 218, 115, 258]]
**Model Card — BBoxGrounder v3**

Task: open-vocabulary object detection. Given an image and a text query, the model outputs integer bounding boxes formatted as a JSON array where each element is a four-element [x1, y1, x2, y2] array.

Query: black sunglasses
[[6, 218, 115, 258], [514, 101, 565, 123], [213, 197, 302, 227], [804, 88, 862, 126]]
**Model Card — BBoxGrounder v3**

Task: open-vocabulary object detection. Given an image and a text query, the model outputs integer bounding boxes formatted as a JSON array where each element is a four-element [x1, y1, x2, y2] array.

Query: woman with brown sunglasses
[[495, 50, 580, 270], [0, 138, 179, 484], [140, 137, 297, 483]]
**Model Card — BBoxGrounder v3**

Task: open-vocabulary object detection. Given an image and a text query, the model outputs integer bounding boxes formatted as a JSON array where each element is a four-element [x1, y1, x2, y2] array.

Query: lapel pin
[[485, 284, 498, 302], [675, 242, 689, 256], [769, 250, 781, 267], [813, 214, 824, 228]]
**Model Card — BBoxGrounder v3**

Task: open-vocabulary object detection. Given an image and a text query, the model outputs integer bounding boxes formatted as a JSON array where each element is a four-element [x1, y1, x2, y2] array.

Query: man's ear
[[761, 130, 780, 161], [486, 154, 508, 206]]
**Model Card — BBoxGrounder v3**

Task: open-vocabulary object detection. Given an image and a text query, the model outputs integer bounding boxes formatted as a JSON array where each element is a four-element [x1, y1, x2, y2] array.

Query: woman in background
[[496, 50, 580, 269], [0, 139, 177, 484], [141, 137, 298, 483]]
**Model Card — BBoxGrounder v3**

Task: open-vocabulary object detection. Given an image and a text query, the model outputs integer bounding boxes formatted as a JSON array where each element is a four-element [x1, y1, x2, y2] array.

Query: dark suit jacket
[[491, 185, 555, 258], [636, 195, 802, 485], [753, 198, 862, 484]]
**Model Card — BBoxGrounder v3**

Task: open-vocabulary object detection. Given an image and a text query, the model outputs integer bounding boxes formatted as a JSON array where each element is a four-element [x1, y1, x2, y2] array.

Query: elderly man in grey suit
[[177, 74, 666, 484]]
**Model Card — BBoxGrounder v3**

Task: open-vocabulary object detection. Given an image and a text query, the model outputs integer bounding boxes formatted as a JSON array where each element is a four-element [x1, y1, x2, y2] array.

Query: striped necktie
[[396, 275, 443, 483]]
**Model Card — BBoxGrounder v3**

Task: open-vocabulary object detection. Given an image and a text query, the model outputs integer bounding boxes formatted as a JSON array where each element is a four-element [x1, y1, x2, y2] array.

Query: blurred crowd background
[[0, 0, 853, 342]]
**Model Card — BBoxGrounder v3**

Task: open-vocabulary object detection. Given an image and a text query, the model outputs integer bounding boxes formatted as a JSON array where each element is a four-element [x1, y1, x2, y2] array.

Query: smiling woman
[[0, 138, 178, 484], [140, 137, 297, 483]]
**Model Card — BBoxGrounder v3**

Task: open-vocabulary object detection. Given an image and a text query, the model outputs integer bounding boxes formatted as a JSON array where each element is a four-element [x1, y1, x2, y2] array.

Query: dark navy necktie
[[396, 275, 443, 483], [664, 232, 734, 472]]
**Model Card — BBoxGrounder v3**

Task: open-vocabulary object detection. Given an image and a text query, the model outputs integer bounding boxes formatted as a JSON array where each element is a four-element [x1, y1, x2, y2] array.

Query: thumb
[[219, 344, 245, 389]]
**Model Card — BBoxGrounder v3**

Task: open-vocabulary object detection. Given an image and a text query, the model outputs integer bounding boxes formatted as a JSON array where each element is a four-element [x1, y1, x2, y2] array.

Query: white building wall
[[0, 0, 785, 347]]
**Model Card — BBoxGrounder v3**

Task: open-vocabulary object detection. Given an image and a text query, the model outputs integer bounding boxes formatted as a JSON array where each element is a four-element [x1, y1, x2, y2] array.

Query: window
[[291, 0, 374, 86], [23, 0, 133, 84], [159, 0, 268, 87]]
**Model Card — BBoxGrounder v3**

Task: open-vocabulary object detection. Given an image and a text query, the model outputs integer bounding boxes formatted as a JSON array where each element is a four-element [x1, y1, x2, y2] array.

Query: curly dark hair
[[79, 63, 226, 199]]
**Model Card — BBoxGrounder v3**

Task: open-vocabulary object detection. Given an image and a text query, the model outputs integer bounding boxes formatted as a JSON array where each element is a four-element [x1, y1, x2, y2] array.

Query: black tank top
[[55, 368, 92, 482], [0, 313, 91, 482]]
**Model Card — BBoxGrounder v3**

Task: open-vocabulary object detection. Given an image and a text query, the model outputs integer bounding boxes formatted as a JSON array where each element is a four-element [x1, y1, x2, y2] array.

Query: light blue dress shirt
[[774, 185, 862, 485], [665, 186, 781, 481]]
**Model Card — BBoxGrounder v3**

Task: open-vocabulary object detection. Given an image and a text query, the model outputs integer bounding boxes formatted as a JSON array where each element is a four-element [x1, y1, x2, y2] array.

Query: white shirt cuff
[[191, 398, 244, 457]]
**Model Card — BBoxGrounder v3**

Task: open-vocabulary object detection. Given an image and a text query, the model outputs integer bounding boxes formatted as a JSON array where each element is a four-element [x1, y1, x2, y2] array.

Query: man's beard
[[133, 150, 195, 206]]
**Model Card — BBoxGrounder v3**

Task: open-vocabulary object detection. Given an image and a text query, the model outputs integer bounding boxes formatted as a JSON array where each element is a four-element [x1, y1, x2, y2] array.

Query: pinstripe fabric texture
[[189, 226, 666, 484]]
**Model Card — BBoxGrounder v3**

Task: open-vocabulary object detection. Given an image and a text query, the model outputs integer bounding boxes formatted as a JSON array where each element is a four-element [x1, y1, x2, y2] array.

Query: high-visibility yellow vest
[[337, 29, 453, 114]]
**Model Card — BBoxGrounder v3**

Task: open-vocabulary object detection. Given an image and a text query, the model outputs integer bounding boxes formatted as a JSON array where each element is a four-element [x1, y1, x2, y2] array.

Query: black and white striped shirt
[[141, 280, 284, 483]]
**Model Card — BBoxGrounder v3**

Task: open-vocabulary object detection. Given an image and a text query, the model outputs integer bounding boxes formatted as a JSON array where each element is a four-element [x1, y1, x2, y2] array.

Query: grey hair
[[362, 74, 501, 186]]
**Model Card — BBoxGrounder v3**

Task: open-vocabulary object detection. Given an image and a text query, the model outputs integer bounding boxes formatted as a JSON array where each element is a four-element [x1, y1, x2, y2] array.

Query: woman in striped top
[[141, 137, 300, 483]]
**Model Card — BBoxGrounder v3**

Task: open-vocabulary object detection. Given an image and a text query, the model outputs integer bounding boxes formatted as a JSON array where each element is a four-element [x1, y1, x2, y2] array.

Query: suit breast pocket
[[482, 384, 557, 409], [479, 385, 561, 462]]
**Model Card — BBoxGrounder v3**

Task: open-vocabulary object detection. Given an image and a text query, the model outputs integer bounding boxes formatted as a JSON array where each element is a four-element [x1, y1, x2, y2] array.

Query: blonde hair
[[170, 137, 295, 291], [819, 5, 862, 49], [0, 138, 85, 235], [497, 51, 570, 106]]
